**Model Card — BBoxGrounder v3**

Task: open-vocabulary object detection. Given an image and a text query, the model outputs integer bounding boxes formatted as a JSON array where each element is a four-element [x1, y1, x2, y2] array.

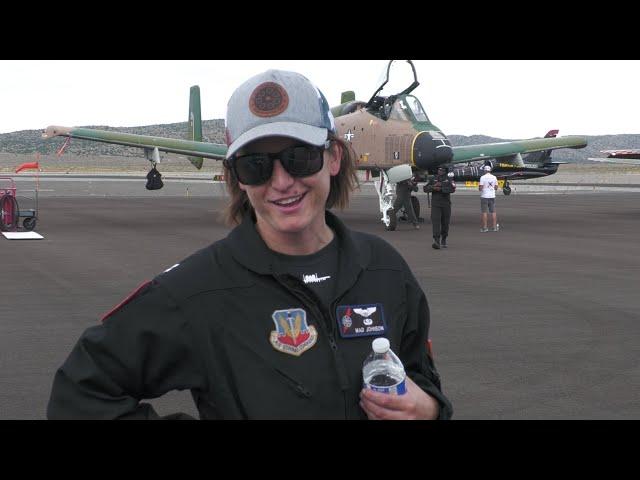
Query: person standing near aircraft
[[47, 69, 452, 420], [393, 176, 420, 229], [425, 167, 456, 249], [479, 165, 499, 232]]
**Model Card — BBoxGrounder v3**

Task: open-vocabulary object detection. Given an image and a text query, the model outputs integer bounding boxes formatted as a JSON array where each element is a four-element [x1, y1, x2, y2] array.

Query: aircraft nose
[[412, 131, 453, 170]]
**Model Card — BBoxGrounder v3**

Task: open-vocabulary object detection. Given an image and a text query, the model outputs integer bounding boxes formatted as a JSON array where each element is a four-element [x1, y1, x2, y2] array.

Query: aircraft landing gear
[[503, 180, 512, 196], [373, 168, 397, 231], [374, 165, 416, 231]]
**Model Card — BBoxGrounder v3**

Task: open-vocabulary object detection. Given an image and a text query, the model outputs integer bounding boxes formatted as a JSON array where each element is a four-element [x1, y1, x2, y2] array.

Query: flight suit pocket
[[273, 368, 312, 398]]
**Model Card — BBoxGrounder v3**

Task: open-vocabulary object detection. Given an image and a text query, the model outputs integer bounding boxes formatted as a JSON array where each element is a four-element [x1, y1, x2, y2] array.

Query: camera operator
[[423, 166, 456, 249]]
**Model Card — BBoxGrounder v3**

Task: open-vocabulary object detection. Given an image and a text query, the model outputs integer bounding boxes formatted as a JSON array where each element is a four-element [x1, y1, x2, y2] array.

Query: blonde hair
[[222, 133, 359, 226]]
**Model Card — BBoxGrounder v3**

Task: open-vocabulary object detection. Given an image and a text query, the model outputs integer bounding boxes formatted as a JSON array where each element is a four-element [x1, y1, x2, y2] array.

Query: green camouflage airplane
[[43, 60, 588, 230]]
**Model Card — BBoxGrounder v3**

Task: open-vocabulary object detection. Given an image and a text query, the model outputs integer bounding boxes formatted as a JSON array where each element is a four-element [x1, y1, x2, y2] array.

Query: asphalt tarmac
[[1, 178, 639, 419]]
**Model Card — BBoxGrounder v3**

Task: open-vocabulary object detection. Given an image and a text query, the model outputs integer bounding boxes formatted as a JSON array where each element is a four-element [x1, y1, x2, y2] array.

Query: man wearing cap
[[479, 165, 499, 232], [48, 69, 452, 421]]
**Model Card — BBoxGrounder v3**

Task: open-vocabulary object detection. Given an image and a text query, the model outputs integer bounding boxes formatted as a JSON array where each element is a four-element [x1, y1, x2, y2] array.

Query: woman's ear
[[328, 141, 342, 176]]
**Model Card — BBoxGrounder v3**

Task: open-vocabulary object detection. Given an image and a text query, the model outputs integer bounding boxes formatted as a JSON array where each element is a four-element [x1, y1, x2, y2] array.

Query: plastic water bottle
[[362, 337, 407, 395]]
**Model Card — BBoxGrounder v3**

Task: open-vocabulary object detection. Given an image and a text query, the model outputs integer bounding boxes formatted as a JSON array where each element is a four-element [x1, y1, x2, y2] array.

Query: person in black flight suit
[[425, 166, 456, 250], [47, 69, 453, 420], [393, 176, 420, 229]]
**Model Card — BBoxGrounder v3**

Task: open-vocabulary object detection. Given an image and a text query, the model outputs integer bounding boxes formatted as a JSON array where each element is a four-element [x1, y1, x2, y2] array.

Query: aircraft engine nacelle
[[386, 164, 413, 184], [412, 131, 453, 172]]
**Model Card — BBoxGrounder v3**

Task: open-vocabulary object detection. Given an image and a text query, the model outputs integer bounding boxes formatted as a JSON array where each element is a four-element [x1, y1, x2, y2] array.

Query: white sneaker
[[480, 227, 489, 233], [490, 224, 500, 232]]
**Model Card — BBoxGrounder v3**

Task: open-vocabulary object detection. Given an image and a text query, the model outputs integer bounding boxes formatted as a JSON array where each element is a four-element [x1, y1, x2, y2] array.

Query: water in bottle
[[362, 337, 406, 395]]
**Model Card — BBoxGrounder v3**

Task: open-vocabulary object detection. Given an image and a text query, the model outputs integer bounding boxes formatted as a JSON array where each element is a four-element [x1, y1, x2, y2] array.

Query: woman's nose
[[269, 159, 295, 189]]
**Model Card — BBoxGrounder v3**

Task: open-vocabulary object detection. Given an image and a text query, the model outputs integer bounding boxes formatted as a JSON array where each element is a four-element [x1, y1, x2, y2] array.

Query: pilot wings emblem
[[354, 307, 377, 318]]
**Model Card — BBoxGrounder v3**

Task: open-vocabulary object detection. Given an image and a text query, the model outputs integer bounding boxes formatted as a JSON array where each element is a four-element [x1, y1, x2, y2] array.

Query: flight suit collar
[[226, 210, 369, 287]]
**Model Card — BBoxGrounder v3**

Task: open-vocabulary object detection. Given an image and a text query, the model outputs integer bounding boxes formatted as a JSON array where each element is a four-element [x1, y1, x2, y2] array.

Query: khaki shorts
[[481, 198, 495, 213]]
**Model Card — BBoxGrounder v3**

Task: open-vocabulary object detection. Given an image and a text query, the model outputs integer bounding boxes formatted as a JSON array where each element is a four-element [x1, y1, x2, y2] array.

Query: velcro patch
[[336, 303, 386, 338]]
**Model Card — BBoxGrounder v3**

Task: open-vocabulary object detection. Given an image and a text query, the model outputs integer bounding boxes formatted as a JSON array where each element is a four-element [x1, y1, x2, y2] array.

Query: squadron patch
[[270, 308, 317, 356], [249, 82, 289, 118], [336, 303, 387, 338]]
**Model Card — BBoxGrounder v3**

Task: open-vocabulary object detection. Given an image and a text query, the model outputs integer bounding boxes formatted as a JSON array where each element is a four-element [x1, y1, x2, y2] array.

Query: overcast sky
[[1, 60, 638, 138]]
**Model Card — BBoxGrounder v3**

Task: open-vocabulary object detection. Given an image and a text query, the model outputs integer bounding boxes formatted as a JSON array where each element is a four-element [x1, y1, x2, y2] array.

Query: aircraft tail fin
[[188, 85, 204, 169], [522, 129, 558, 166]]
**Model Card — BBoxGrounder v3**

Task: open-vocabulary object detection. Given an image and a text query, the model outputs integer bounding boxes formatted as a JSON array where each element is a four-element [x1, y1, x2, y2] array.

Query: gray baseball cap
[[225, 69, 336, 159]]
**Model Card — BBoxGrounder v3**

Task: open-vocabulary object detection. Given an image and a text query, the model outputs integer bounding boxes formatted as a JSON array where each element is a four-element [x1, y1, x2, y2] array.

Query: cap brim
[[226, 122, 328, 159]]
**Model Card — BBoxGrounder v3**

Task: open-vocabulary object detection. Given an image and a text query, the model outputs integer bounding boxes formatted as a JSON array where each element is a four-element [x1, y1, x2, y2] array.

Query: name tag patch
[[336, 303, 386, 338]]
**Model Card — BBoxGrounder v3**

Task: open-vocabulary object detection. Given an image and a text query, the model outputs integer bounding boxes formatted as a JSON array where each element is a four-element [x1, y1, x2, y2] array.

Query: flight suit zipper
[[274, 273, 351, 416]]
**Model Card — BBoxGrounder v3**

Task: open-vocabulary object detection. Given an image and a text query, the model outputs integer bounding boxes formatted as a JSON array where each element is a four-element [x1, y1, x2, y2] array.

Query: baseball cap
[[225, 70, 336, 159], [483, 165, 492, 172]]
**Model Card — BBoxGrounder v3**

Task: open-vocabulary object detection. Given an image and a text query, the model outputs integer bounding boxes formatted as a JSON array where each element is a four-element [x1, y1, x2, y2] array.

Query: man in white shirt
[[478, 165, 499, 232]]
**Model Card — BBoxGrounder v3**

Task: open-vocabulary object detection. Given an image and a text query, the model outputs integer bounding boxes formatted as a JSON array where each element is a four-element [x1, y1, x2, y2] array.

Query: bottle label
[[366, 378, 406, 395]]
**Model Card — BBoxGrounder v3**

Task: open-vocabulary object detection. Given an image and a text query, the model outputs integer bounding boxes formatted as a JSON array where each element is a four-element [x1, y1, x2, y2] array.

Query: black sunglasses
[[225, 143, 329, 186]]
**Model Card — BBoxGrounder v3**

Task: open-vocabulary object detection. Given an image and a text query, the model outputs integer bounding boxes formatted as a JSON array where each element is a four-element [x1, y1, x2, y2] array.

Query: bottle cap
[[372, 337, 390, 354]]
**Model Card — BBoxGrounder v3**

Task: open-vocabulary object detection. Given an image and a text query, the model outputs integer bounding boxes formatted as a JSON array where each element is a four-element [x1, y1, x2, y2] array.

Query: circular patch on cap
[[249, 82, 289, 117]]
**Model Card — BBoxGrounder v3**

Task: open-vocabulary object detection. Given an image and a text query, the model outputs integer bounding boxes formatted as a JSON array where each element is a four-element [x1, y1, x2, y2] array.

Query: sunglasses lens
[[234, 154, 273, 185], [282, 146, 324, 177]]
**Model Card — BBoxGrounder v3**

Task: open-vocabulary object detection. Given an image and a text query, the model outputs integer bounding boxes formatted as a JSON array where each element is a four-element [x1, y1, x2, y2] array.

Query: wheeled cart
[[0, 176, 38, 232]]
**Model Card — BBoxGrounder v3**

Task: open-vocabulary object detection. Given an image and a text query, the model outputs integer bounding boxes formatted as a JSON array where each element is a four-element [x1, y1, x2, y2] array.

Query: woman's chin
[[274, 217, 310, 234]]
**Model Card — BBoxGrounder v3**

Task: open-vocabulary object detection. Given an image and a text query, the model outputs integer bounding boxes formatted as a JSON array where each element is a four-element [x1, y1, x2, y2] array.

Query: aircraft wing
[[42, 126, 228, 169], [450, 135, 587, 164], [587, 157, 640, 166]]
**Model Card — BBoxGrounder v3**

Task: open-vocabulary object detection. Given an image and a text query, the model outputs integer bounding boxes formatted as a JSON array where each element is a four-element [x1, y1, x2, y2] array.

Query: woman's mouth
[[270, 192, 306, 210]]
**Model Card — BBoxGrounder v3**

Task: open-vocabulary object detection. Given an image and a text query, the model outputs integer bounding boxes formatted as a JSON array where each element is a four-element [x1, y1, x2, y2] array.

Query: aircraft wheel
[[410, 195, 420, 218], [384, 209, 397, 231], [503, 185, 512, 196], [23, 217, 37, 231]]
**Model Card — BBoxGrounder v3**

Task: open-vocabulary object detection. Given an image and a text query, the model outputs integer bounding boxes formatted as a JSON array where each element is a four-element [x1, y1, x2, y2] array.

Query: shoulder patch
[[101, 280, 152, 323]]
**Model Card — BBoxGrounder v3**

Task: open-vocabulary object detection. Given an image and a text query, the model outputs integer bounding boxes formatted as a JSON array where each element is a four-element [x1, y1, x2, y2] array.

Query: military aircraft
[[601, 149, 640, 160], [43, 60, 588, 230], [587, 149, 640, 165]]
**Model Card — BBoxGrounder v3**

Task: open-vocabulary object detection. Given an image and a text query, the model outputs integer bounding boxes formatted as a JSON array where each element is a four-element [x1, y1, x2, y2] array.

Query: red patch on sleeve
[[101, 280, 152, 323]]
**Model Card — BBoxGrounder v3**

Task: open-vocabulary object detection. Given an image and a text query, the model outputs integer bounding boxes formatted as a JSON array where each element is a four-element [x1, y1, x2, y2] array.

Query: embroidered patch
[[249, 82, 289, 117], [270, 308, 317, 356], [336, 303, 386, 338]]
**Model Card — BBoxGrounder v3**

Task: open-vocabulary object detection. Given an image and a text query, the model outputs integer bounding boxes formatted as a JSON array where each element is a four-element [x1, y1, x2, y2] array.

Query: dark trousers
[[431, 202, 451, 238], [394, 188, 418, 224]]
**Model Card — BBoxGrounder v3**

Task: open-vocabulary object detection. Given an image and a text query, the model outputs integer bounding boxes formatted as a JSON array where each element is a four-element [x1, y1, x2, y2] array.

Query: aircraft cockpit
[[366, 60, 424, 122], [369, 94, 431, 123], [385, 95, 430, 123]]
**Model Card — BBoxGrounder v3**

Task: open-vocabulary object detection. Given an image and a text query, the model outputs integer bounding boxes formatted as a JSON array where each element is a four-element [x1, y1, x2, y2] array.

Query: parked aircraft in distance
[[43, 60, 588, 230]]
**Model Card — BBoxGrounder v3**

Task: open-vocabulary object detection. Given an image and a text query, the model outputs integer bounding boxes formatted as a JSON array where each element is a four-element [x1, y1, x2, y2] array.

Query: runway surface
[[1, 178, 639, 419]]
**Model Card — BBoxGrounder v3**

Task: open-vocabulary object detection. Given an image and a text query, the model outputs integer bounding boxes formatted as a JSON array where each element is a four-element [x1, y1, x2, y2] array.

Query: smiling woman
[[47, 68, 453, 420]]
